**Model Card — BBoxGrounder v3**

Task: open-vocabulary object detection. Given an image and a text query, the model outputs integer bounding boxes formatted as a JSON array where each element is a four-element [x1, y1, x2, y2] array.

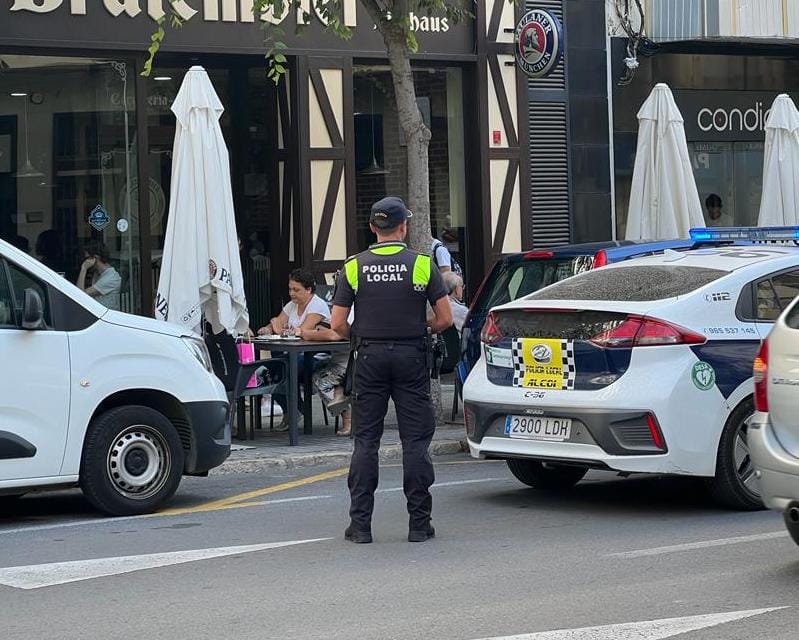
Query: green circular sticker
[[691, 361, 716, 391]]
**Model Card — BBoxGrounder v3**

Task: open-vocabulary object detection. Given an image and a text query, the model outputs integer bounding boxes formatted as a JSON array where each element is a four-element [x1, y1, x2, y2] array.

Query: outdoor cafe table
[[252, 338, 350, 446]]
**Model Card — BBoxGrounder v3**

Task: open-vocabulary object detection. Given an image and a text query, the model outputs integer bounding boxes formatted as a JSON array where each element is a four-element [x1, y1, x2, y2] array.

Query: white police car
[[463, 227, 799, 510]]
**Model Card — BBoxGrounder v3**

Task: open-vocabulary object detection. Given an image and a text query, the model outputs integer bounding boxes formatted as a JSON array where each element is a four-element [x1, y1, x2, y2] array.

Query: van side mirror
[[21, 288, 45, 330]]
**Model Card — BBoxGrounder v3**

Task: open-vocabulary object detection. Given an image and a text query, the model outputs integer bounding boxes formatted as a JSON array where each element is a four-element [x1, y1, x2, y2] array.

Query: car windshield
[[527, 265, 729, 302], [473, 257, 593, 314]]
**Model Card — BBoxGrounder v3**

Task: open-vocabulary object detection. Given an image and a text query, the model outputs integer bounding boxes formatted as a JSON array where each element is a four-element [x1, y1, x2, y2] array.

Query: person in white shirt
[[258, 268, 331, 336], [257, 268, 331, 430], [76, 241, 122, 310], [705, 193, 734, 228], [431, 237, 453, 272], [442, 271, 468, 332]]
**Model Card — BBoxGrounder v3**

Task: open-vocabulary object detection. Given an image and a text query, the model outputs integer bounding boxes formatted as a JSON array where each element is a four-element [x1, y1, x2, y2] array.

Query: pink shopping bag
[[236, 342, 258, 388]]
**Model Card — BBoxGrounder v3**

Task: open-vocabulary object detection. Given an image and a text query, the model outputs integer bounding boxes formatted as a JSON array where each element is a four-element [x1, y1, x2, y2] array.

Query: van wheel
[[80, 406, 184, 516], [506, 459, 587, 490], [707, 398, 763, 511]]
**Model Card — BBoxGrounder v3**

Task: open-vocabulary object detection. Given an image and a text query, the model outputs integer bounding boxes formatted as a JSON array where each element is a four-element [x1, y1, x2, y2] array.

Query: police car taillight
[[754, 340, 769, 412], [590, 316, 706, 348], [592, 250, 608, 268], [481, 312, 503, 345]]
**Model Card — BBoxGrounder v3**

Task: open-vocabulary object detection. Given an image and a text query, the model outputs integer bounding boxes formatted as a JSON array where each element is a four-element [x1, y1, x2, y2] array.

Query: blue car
[[456, 239, 696, 384]]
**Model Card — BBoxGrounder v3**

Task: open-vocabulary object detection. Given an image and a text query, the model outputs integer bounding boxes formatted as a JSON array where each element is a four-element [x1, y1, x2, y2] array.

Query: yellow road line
[[150, 457, 495, 518], [152, 467, 349, 517]]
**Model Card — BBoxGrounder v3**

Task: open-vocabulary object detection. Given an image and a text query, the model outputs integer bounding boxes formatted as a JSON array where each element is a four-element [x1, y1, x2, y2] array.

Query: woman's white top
[[282, 294, 331, 328]]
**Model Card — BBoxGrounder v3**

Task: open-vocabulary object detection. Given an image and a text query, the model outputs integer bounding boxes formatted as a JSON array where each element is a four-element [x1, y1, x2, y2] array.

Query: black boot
[[408, 524, 435, 542], [344, 524, 373, 544]]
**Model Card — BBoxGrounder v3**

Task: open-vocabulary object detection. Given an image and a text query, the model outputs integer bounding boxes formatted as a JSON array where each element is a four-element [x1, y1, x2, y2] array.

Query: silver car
[[750, 295, 799, 545]]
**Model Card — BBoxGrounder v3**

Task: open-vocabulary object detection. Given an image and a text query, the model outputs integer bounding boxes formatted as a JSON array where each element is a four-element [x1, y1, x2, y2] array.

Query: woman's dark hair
[[35, 229, 61, 258], [82, 240, 111, 263], [289, 268, 316, 292], [705, 193, 722, 208]]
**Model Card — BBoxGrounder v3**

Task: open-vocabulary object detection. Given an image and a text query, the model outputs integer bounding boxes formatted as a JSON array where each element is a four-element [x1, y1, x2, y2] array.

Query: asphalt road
[[1, 457, 796, 640]]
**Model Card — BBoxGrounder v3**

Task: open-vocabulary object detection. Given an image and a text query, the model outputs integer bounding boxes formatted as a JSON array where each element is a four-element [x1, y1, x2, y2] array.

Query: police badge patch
[[514, 9, 564, 79]]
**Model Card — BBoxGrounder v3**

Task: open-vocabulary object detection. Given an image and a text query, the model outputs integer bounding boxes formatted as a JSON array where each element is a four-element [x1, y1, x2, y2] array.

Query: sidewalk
[[215, 381, 468, 475]]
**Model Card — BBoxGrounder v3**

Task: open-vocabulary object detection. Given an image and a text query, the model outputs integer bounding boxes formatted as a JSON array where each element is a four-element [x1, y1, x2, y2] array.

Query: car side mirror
[[21, 288, 45, 330]]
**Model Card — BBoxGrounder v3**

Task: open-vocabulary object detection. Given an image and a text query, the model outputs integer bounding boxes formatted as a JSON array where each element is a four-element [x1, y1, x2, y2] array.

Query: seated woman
[[295, 312, 353, 437], [257, 268, 330, 430], [258, 268, 330, 337]]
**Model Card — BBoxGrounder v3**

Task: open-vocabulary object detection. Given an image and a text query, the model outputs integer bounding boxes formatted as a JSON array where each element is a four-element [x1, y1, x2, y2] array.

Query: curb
[[211, 438, 469, 475]]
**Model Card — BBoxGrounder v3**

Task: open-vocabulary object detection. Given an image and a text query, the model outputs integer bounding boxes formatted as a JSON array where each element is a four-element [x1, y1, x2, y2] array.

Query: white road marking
[[246, 495, 333, 506], [472, 608, 786, 640], [607, 531, 789, 559], [378, 478, 507, 494], [0, 515, 143, 537], [0, 538, 332, 590]]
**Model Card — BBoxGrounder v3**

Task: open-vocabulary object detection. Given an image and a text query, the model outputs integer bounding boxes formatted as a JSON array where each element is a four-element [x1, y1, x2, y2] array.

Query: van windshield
[[473, 256, 593, 314]]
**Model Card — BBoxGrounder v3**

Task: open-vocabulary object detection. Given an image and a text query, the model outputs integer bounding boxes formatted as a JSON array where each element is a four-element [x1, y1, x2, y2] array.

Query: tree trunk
[[382, 31, 432, 254]]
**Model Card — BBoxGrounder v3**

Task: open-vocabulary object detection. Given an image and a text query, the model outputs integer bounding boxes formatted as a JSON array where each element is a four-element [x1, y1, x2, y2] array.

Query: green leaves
[[141, 21, 165, 77], [141, 0, 187, 77]]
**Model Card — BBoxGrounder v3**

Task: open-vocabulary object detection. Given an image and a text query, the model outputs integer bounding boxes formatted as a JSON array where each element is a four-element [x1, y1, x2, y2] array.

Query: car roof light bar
[[689, 226, 799, 242]]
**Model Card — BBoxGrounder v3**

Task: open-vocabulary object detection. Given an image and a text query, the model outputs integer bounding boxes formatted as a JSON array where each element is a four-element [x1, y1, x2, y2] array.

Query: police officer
[[331, 196, 453, 544]]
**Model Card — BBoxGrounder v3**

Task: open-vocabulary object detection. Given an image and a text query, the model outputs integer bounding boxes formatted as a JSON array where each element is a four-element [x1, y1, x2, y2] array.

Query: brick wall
[[354, 68, 454, 250]]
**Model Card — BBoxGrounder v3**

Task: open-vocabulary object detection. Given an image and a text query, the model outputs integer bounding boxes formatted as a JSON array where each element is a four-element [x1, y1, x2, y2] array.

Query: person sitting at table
[[257, 268, 330, 430], [75, 240, 122, 310], [258, 268, 330, 336], [442, 271, 468, 333], [295, 314, 353, 437]]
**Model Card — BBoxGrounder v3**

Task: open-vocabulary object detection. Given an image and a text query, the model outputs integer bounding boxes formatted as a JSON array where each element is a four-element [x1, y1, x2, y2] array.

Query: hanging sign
[[514, 8, 564, 79], [88, 204, 111, 231]]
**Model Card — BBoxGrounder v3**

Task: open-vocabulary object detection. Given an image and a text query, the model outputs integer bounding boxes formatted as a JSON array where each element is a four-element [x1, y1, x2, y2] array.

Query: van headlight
[[182, 337, 214, 372]]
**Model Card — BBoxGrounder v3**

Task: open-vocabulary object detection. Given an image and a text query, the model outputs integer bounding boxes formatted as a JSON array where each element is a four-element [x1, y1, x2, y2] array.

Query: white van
[[0, 238, 230, 515]]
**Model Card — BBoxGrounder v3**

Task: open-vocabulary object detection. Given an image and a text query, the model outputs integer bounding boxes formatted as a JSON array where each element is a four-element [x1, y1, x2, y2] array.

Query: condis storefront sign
[[697, 102, 770, 134], [676, 90, 795, 142]]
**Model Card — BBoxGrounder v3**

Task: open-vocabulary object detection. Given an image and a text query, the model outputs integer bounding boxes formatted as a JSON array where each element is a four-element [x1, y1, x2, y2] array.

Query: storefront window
[[0, 55, 141, 313], [691, 142, 764, 227], [353, 65, 466, 275]]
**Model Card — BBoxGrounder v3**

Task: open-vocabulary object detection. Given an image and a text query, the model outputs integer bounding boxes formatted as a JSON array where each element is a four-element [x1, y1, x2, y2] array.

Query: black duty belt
[[358, 337, 425, 346]]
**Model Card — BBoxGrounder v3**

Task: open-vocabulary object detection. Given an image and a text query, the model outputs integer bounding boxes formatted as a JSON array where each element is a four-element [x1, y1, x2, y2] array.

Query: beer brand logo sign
[[514, 9, 563, 79]]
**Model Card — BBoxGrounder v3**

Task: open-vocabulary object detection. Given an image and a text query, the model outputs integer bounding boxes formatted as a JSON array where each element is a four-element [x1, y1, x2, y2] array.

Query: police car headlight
[[182, 337, 214, 372]]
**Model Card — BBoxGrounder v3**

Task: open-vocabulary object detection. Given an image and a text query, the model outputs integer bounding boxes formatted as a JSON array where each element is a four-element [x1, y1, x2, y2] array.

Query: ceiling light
[[10, 92, 27, 97], [153, 76, 172, 81]]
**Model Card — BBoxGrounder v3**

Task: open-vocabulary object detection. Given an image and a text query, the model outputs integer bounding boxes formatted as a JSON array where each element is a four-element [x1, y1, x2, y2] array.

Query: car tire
[[80, 405, 184, 516], [707, 398, 763, 511], [784, 511, 799, 546], [506, 459, 587, 490]]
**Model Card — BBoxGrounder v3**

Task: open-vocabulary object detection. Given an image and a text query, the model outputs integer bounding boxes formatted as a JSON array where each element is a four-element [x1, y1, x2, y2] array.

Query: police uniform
[[332, 196, 448, 543]]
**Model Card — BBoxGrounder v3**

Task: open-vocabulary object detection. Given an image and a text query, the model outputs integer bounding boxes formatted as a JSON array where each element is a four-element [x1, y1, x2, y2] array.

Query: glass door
[[0, 56, 141, 313]]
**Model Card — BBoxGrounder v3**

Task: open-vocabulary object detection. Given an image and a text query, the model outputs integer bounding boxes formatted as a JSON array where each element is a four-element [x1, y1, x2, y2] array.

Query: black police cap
[[369, 196, 413, 229]]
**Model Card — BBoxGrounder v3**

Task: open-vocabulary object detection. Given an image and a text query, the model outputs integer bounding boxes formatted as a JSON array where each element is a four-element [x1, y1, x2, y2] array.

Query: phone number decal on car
[[703, 326, 758, 336]]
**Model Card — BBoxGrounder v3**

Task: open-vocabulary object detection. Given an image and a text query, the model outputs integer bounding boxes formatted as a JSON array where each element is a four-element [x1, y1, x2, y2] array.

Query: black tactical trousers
[[349, 340, 436, 531]]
